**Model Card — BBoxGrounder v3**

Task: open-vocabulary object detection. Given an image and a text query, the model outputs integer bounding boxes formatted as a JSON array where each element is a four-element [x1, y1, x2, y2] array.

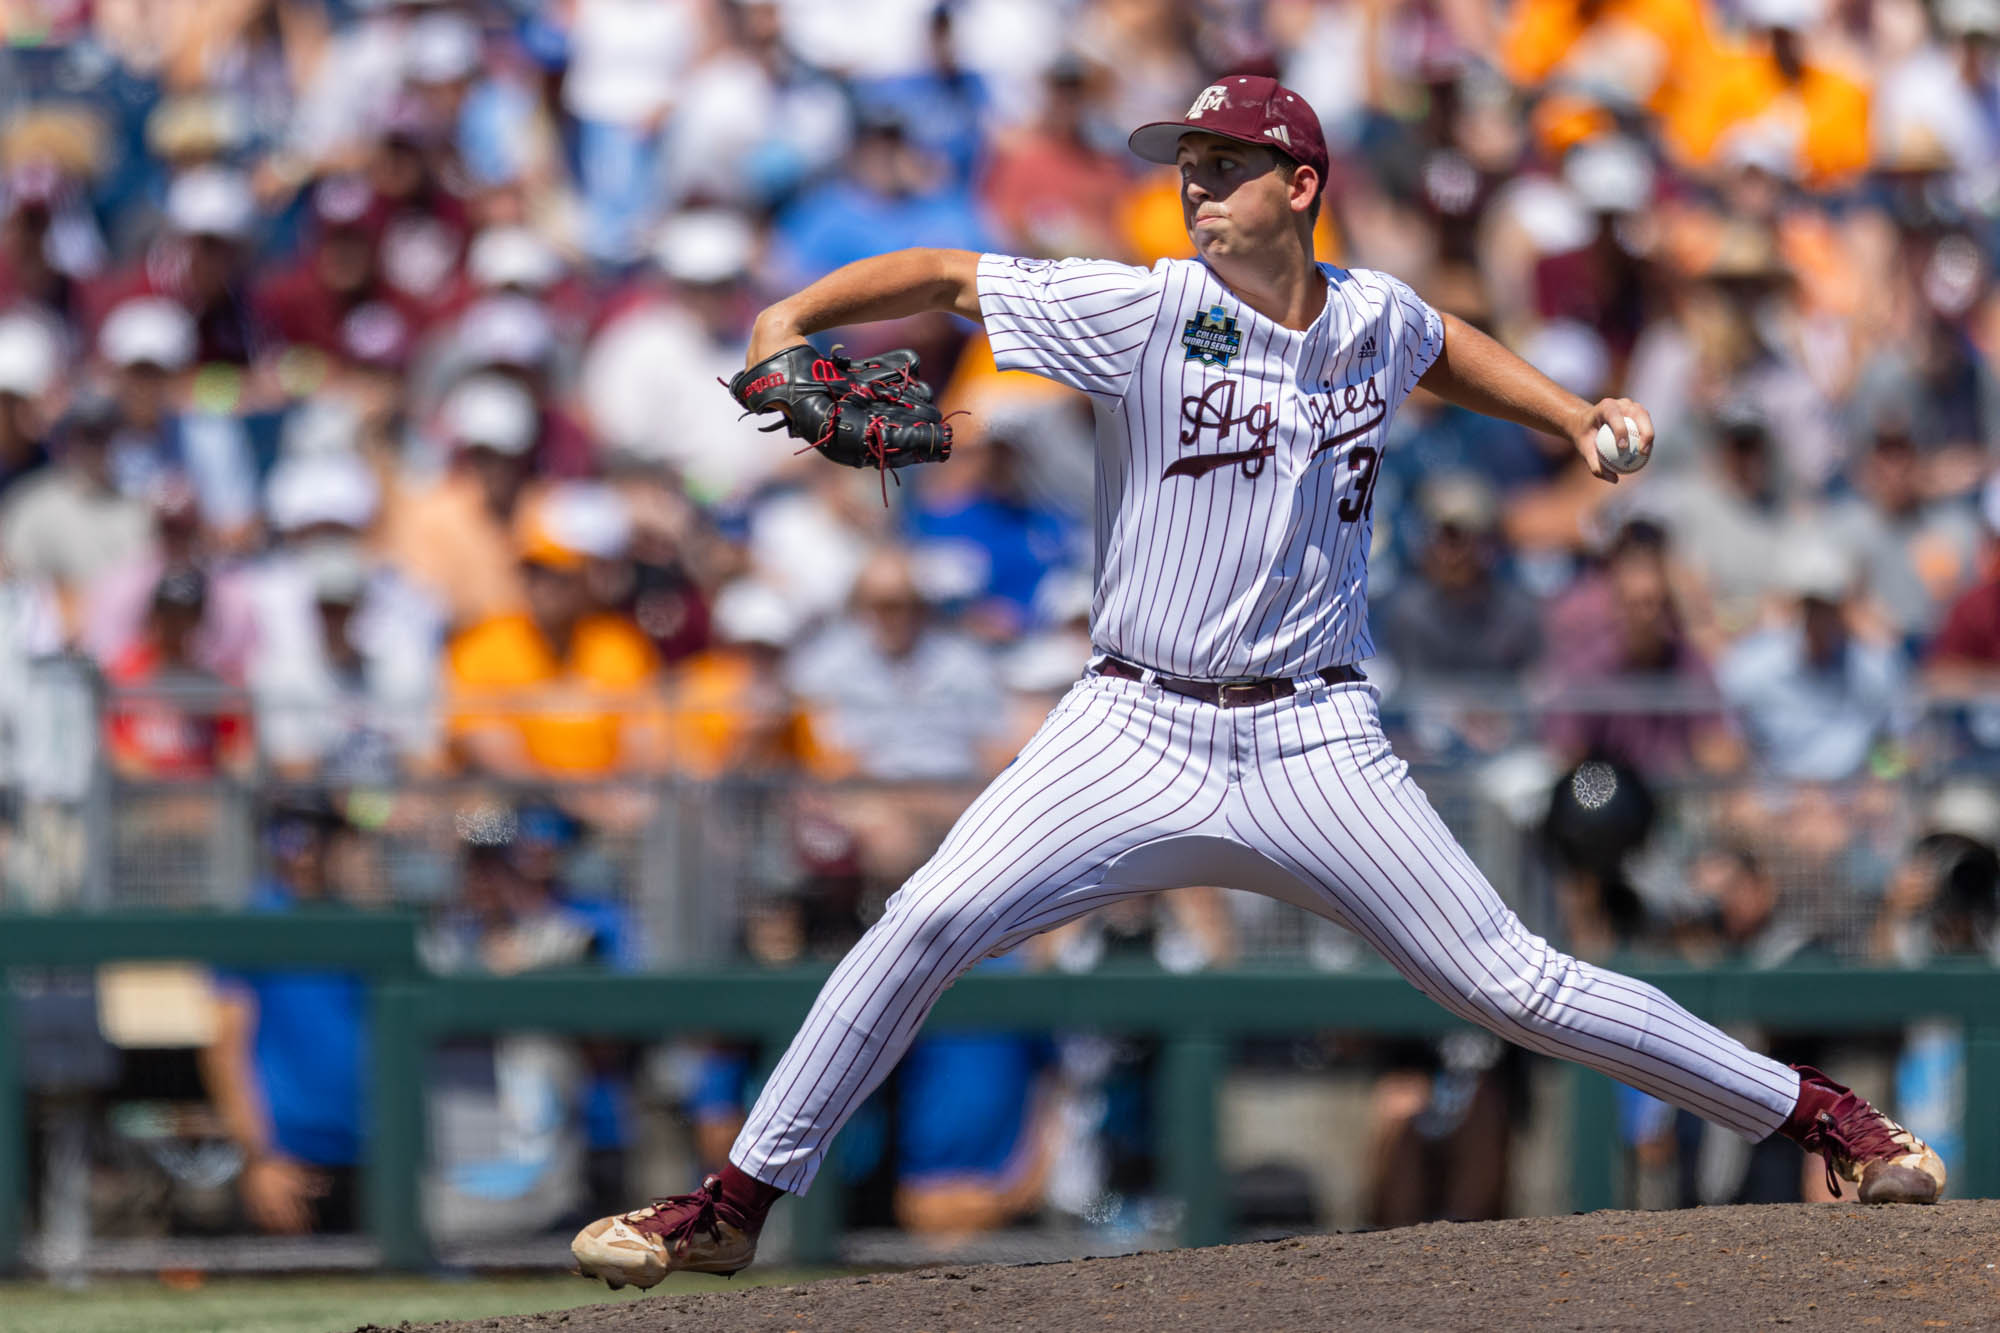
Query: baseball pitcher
[[573, 76, 1943, 1290]]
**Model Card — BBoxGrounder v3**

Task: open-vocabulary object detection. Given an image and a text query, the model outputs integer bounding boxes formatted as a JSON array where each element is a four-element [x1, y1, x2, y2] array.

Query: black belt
[[1094, 655, 1364, 707]]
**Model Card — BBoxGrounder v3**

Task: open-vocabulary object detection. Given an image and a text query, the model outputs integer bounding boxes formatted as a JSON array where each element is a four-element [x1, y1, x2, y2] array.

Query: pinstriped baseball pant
[[732, 672, 1802, 1194]]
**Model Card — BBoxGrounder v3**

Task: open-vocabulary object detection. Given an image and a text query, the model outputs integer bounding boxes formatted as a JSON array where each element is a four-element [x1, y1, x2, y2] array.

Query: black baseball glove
[[726, 345, 953, 484]]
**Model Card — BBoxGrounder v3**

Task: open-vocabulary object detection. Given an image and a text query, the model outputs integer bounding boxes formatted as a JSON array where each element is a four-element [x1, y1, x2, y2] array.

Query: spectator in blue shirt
[[775, 110, 994, 281], [854, 7, 992, 187], [894, 978, 1054, 1240], [1717, 541, 1911, 781], [199, 800, 367, 1234], [905, 427, 1077, 640]]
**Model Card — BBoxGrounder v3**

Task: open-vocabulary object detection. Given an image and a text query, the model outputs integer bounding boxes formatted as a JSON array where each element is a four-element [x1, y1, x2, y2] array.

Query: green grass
[[0, 1270, 841, 1333]]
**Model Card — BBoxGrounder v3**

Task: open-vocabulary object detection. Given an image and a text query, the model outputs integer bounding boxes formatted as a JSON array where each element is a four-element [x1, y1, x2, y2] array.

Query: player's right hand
[[1570, 396, 1655, 484], [241, 1154, 327, 1234]]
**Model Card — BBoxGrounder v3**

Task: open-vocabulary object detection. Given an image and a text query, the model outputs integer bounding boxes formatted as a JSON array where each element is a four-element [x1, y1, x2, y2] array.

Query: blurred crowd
[[7, 0, 2000, 1253]]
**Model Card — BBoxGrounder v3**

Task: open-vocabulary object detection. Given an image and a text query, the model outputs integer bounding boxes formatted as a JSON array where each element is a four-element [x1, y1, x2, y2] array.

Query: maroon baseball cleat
[[571, 1174, 760, 1289], [1781, 1065, 1945, 1204]]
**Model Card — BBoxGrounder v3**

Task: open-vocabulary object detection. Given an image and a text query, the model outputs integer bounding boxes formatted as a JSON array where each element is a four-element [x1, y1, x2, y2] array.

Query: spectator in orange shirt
[[667, 579, 817, 780], [1501, 0, 1719, 115], [1662, 0, 1872, 187], [446, 483, 665, 781]]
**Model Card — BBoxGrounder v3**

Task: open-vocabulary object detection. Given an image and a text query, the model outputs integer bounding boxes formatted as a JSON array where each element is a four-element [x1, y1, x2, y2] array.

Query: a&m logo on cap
[[1186, 85, 1229, 118], [1181, 304, 1241, 367]]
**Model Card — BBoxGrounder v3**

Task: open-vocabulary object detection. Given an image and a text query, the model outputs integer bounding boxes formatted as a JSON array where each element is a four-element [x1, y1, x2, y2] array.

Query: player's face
[[1175, 133, 1310, 258]]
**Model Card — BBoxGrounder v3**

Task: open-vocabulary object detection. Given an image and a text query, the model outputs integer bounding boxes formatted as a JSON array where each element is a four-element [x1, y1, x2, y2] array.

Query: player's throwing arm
[[1412, 310, 1655, 483]]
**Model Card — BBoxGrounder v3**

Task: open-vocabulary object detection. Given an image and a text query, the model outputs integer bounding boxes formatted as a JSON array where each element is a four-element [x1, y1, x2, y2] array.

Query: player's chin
[[1190, 224, 1233, 256]]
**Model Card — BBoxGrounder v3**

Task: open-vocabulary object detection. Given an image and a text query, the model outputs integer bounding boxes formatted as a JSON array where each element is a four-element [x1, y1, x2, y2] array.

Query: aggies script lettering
[[1166, 378, 1276, 479], [1165, 372, 1389, 521]]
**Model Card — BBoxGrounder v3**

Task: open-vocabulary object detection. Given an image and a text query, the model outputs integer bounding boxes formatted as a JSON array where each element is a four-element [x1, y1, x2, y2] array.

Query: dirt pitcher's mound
[[393, 1200, 2000, 1332]]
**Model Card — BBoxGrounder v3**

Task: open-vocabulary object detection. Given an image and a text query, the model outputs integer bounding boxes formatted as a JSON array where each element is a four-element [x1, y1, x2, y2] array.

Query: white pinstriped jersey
[[977, 252, 1445, 680]]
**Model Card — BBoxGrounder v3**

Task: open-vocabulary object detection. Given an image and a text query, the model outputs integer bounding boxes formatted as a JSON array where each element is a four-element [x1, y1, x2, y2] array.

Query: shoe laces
[[1795, 1090, 1904, 1199], [628, 1174, 728, 1252]]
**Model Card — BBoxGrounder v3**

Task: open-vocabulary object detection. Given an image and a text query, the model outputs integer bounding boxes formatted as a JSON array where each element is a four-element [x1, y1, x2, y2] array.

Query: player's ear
[[1288, 162, 1320, 217]]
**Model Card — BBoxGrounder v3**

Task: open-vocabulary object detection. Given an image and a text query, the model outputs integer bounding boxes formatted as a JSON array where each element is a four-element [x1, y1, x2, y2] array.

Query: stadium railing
[[7, 660, 1981, 963], [2, 912, 1998, 1273]]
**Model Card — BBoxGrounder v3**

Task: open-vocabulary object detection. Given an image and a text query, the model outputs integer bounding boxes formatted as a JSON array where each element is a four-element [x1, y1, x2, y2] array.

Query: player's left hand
[[1570, 397, 1655, 484]]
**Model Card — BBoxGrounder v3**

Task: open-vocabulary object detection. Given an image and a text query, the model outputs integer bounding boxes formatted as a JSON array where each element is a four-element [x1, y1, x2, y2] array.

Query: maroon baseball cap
[[1128, 75, 1329, 183]]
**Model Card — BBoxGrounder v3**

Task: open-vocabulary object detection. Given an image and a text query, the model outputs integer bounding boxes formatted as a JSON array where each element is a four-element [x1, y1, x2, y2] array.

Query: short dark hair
[[1272, 150, 1323, 227]]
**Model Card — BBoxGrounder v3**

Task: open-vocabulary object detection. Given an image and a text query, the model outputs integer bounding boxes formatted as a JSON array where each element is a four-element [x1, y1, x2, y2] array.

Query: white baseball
[[1595, 416, 1647, 474]]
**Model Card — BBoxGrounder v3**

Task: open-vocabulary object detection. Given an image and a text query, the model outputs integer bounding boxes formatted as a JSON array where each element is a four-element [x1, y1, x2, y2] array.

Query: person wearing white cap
[[1379, 472, 1542, 685], [96, 296, 259, 539], [580, 209, 795, 504], [439, 293, 601, 476], [1627, 403, 1796, 634], [402, 9, 488, 189], [149, 165, 262, 365], [665, 578, 811, 778], [284, 0, 448, 177], [377, 374, 542, 627], [1819, 417, 1981, 649], [250, 451, 443, 782], [467, 226, 565, 296], [1716, 539, 1912, 781], [1539, 139, 1653, 355], [444, 481, 666, 779], [0, 311, 61, 497], [785, 545, 1010, 784], [654, 1, 854, 213], [251, 175, 383, 359], [166, 165, 258, 246], [0, 143, 108, 327]]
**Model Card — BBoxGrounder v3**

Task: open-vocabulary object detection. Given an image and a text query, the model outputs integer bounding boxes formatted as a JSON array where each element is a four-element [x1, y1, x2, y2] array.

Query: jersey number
[[1337, 446, 1381, 522]]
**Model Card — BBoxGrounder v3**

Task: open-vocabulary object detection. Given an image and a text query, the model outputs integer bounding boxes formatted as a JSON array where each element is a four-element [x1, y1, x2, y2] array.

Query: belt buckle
[[1217, 680, 1265, 708]]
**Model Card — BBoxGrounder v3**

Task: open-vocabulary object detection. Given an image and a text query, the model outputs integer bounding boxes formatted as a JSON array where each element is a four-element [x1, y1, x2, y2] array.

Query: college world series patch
[[1181, 304, 1241, 367]]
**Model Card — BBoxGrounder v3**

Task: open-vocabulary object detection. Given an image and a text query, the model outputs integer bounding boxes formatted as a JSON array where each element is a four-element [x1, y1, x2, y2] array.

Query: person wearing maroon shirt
[[1931, 589, 2000, 671], [85, 166, 266, 369], [253, 175, 385, 358], [444, 294, 596, 479], [0, 163, 98, 329], [1540, 521, 1743, 777], [359, 103, 475, 334], [1926, 528, 2000, 704]]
